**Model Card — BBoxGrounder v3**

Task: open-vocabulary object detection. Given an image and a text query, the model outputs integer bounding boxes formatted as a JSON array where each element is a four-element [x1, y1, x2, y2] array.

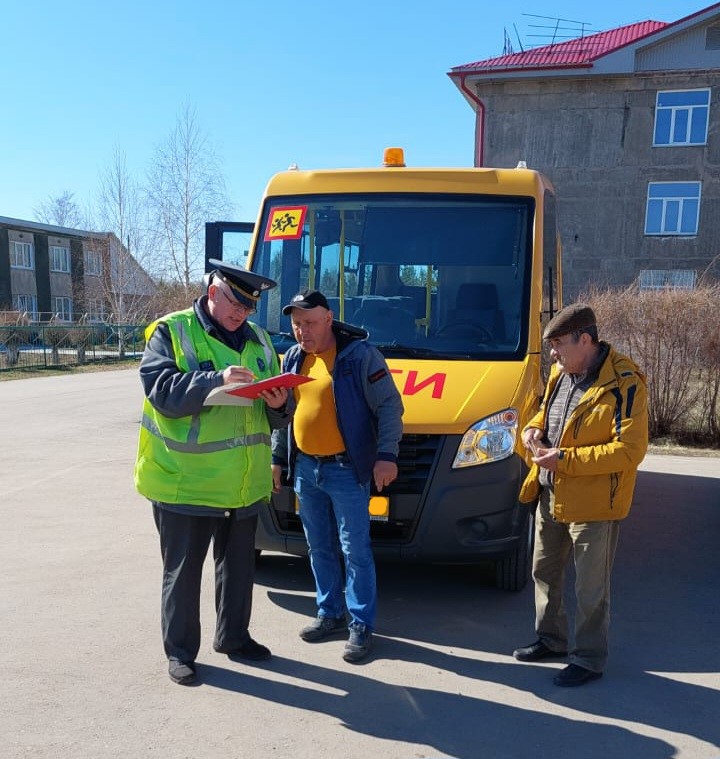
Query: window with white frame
[[12, 294, 38, 320], [639, 269, 696, 290], [10, 240, 34, 269], [53, 297, 73, 321], [645, 182, 701, 235], [86, 298, 106, 322], [653, 89, 710, 146], [84, 249, 103, 276], [50, 245, 71, 273]]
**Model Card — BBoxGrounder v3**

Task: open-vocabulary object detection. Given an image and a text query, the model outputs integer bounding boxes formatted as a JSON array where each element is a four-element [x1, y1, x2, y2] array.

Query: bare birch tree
[[90, 147, 154, 328], [33, 190, 85, 228], [146, 104, 233, 290]]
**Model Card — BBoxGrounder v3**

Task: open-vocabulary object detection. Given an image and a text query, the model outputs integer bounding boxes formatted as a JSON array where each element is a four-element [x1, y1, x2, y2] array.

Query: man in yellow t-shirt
[[271, 289, 404, 663]]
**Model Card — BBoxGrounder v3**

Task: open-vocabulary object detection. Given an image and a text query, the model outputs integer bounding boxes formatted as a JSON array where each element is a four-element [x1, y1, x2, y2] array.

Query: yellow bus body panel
[[387, 356, 541, 437]]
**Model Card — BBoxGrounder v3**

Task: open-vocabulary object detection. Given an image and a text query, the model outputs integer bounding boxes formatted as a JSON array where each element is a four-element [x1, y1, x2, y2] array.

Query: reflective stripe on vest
[[135, 309, 277, 509], [175, 321, 200, 371], [140, 412, 270, 453]]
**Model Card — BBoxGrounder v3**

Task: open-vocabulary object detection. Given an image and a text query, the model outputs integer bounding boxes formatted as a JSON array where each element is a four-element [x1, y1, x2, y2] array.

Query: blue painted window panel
[[654, 89, 710, 146], [690, 109, 708, 143], [648, 183, 700, 199], [655, 110, 672, 144], [657, 90, 709, 107], [665, 201, 680, 231], [680, 200, 699, 234], [645, 182, 701, 235], [672, 110, 689, 143], [646, 200, 663, 234]]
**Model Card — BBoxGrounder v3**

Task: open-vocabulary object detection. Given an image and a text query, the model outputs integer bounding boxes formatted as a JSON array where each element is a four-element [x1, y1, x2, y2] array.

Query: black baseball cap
[[208, 258, 276, 309], [281, 289, 330, 315]]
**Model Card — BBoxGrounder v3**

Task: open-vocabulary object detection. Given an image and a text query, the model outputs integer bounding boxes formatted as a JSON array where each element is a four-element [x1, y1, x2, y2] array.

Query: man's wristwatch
[[557, 449, 565, 460]]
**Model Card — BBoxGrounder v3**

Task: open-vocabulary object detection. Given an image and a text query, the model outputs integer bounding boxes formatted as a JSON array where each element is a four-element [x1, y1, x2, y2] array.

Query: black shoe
[[342, 623, 372, 663], [214, 638, 272, 661], [299, 616, 347, 642], [554, 663, 603, 687], [513, 640, 568, 662], [168, 659, 196, 685]]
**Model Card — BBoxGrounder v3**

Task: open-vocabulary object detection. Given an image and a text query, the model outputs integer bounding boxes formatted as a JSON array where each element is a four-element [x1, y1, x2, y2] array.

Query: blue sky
[[1, 0, 701, 225]]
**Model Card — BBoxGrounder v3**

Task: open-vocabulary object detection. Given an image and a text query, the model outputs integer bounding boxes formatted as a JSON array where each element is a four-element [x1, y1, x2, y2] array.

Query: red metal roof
[[452, 20, 668, 73]]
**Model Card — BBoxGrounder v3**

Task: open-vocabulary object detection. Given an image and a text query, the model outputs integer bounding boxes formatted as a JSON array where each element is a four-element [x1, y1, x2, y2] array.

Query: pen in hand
[[222, 365, 257, 385]]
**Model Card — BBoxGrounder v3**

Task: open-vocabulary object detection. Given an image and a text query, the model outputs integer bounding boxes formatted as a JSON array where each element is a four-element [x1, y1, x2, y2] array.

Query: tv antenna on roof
[[519, 13, 594, 49]]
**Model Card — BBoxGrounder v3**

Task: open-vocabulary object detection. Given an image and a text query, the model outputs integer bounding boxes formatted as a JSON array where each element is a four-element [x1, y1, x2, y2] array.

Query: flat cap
[[281, 289, 330, 315], [208, 258, 276, 309], [543, 303, 596, 340]]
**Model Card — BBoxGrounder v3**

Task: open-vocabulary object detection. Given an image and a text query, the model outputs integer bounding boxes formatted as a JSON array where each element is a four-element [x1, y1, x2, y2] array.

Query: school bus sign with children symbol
[[264, 206, 307, 241]]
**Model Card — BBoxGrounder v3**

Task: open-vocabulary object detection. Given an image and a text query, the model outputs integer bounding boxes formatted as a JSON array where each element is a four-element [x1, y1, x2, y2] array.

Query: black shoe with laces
[[168, 659, 196, 685], [214, 638, 271, 661], [513, 640, 568, 662], [553, 663, 603, 687]]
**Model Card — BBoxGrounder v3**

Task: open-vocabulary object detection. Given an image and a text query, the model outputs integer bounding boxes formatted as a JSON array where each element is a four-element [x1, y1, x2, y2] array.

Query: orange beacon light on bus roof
[[383, 147, 406, 167]]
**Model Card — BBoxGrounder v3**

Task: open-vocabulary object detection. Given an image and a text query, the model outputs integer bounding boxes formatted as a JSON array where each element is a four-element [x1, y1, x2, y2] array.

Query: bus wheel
[[495, 511, 534, 592]]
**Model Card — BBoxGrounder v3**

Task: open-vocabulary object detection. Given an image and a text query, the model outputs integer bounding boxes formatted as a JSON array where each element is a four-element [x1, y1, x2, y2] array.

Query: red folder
[[226, 372, 313, 399]]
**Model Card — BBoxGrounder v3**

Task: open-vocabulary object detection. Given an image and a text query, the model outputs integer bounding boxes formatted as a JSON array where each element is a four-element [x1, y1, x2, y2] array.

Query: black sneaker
[[168, 659, 196, 685], [214, 638, 271, 661], [343, 623, 372, 663], [299, 616, 347, 642]]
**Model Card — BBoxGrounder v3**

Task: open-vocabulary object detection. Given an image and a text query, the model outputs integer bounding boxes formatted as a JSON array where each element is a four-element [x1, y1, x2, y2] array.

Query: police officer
[[135, 260, 291, 685]]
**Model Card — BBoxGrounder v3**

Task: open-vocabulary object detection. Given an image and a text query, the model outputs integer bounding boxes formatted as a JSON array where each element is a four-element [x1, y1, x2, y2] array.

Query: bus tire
[[495, 510, 534, 592]]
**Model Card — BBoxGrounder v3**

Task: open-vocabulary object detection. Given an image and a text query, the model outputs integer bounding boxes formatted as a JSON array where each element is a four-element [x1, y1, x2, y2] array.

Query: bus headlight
[[452, 408, 519, 468]]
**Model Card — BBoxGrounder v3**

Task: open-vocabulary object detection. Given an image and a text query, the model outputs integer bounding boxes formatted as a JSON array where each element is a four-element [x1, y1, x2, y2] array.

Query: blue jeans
[[294, 452, 376, 629]]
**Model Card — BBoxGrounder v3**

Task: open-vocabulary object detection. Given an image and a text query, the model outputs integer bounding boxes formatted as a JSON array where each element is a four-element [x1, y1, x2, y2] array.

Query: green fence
[[0, 324, 147, 371]]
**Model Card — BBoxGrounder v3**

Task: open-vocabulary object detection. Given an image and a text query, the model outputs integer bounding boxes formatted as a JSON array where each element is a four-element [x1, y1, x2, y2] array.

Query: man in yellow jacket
[[513, 303, 648, 687]]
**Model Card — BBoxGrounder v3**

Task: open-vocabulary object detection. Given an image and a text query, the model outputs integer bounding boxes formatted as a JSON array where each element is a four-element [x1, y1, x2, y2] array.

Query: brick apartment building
[[0, 216, 154, 323]]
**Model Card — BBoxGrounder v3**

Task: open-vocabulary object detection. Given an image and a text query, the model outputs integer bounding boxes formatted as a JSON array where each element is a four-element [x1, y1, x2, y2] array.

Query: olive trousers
[[533, 488, 621, 673]]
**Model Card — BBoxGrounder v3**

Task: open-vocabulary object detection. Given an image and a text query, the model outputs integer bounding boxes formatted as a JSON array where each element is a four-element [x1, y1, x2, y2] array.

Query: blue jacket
[[271, 321, 404, 484]]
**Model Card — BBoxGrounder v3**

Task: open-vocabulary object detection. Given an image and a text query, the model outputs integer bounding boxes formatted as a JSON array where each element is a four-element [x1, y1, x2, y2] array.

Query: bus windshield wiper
[[375, 343, 473, 360]]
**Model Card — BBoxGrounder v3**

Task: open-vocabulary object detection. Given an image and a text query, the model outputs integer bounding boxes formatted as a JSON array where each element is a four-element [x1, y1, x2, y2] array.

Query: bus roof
[[262, 166, 554, 200]]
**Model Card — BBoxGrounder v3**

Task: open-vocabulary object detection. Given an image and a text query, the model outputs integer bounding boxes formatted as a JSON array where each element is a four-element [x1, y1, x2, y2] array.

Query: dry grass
[[648, 441, 720, 457], [0, 359, 139, 382]]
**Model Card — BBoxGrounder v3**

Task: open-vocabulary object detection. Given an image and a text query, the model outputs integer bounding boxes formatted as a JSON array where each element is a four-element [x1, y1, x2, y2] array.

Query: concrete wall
[[474, 72, 720, 299]]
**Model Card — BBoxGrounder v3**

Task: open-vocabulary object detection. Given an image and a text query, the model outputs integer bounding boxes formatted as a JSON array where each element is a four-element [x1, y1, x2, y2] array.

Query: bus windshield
[[250, 193, 534, 360]]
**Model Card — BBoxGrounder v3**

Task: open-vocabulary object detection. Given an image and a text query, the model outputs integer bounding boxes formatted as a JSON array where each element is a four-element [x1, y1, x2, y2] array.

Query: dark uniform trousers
[[152, 503, 258, 663]]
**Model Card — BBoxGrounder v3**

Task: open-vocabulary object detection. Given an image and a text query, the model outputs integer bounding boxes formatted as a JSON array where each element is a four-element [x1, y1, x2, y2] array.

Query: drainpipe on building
[[458, 74, 485, 167]]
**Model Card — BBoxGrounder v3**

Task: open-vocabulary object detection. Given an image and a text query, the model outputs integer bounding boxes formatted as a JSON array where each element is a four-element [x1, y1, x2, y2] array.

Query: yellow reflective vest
[[134, 309, 279, 509], [519, 346, 648, 522]]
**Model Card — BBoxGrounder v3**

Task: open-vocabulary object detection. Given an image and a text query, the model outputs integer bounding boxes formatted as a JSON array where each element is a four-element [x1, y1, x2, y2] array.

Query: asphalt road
[[1, 368, 718, 759]]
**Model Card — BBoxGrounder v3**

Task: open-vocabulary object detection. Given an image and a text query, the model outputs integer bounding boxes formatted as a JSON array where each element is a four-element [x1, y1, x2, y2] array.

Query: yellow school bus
[[207, 148, 562, 590]]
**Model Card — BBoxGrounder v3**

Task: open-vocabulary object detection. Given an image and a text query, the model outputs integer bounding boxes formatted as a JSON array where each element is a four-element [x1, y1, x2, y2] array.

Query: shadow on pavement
[[199, 654, 675, 758], [251, 467, 720, 755]]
